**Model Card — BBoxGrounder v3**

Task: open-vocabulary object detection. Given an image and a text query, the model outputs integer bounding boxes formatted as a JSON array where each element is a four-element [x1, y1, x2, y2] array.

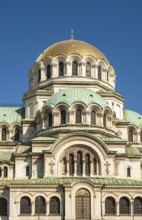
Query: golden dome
[[36, 40, 109, 63]]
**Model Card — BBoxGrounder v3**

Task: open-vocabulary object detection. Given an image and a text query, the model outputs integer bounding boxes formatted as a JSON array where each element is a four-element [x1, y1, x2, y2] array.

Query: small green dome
[[42, 88, 108, 110], [123, 109, 142, 127]]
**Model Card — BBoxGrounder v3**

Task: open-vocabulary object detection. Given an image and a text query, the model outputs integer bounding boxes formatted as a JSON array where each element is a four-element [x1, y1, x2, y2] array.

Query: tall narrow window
[[3, 166, 8, 178], [0, 167, 2, 177], [72, 61, 78, 75], [69, 154, 74, 175], [127, 167, 131, 177], [0, 198, 7, 216], [59, 62, 64, 76], [105, 197, 116, 215], [20, 196, 31, 214], [61, 110, 66, 124], [38, 70, 41, 82], [76, 109, 82, 123], [134, 197, 142, 214], [140, 131, 142, 143], [35, 196, 46, 214], [91, 110, 96, 125], [50, 197, 60, 214], [107, 71, 109, 81], [15, 128, 20, 141], [103, 114, 107, 128], [26, 166, 30, 176], [85, 154, 90, 175], [2, 128, 7, 141], [48, 113, 52, 127], [86, 62, 91, 77], [98, 66, 102, 80], [119, 197, 130, 214], [47, 65, 51, 79], [128, 130, 133, 142], [77, 151, 83, 175]]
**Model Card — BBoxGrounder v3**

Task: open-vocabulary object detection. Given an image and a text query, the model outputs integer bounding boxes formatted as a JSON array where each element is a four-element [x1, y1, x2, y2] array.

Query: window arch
[[48, 113, 53, 127], [0, 198, 7, 216], [50, 196, 60, 214], [76, 109, 82, 123], [134, 197, 142, 214], [59, 62, 64, 76], [15, 128, 20, 141], [127, 167, 131, 177], [98, 66, 102, 80], [128, 129, 133, 142], [35, 196, 46, 214], [61, 110, 66, 124], [86, 62, 91, 77], [69, 153, 74, 175], [91, 110, 96, 125], [77, 151, 83, 175], [38, 70, 41, 82], [105, 197, 116, 215], [20, 196, 31, 214], [47, 65, 51, 79], [3, 166, 8, 178], [119, 197, 130, 214], [72, 61, 78, 75], [85, 153, 90, 175], [2, 128, 7, 141]]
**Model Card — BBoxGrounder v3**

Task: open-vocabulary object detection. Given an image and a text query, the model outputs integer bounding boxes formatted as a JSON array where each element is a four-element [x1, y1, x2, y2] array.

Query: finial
[[71, 29, 74, 40]]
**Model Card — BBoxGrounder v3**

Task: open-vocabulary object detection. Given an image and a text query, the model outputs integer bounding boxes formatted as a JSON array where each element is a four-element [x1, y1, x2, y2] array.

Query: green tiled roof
[[1, 177, 142, 187], [101, 136, 126, 142], [126, 146, 142, 157], [42, 88, 109, 110], [0, 152, 14, 163], [15, 145, 31, 154], [31, 137, 57, 141], [0, 107, 23, 125], [123, 109, 142, 127]]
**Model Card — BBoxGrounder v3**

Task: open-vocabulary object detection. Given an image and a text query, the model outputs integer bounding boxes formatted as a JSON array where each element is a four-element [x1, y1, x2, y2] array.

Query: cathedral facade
[[0, 39, 142, 220]]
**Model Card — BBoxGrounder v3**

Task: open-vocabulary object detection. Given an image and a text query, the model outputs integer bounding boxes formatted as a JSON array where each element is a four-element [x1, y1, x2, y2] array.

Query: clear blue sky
[[0, 0, 142, 114]]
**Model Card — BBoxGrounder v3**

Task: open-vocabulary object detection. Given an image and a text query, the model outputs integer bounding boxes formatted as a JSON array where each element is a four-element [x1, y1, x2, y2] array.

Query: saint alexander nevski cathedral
[[1, 37, 142, 220]]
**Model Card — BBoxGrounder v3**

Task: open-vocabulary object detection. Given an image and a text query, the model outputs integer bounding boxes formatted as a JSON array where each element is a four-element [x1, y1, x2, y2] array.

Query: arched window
[[2, 128, 7, 141], [61, 110, 66, 124], [47, 65, 51, 79], [3, 166, 8, 178], [127, 167, 131, 177], [107, 71, 109, 81], [38, 70, 41, 82], [91, 110, 96, 125], [86, 62, 91, 77], [119, 197, 130, 214], [105, 197, 116, 215], [72, 61, 78, 75], [48, 113, 52, 127], [35, 196, 46, 214], [59, 62, 64, 76], [76, 109, 82, 123], [50, 197, 60, 214], [103, 113, 107, 128], [15, 128, 20, 141], [134, 197, 142, 214], [0, 198, 7, 216], [98, 66, 102, 80], [128, 129, 133, 142], [69, 153, 74, 175], [26, 166, 30, 176], [77, 151, 83, 175], [140, 131, 142, 142], [20, 196, 31, 214], [85, 153, 90, 175]]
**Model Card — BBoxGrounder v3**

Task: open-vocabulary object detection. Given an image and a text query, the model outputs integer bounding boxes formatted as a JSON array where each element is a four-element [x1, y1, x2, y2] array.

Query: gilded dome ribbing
[[36, 40, 109, 63]]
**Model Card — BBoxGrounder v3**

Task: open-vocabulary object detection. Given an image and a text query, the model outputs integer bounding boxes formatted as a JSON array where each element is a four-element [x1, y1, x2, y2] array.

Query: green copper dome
[[0, 107, 23, 125], [42, 88, 108, 110], [123, 109, 142, 127]]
